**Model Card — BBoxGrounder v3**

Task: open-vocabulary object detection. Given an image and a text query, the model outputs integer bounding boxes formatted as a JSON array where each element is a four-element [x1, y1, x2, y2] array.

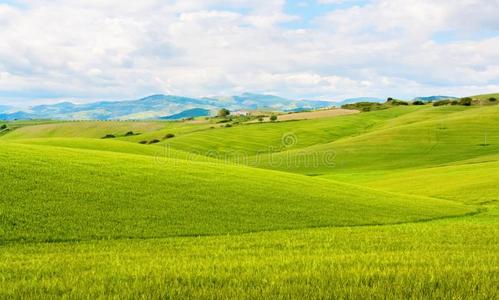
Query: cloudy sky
[[0, 0, 498, 105]]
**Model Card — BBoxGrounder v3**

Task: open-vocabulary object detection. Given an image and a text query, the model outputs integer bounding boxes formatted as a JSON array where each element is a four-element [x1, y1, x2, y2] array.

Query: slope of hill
[[0, 142, 473, 243], [159, 108, 211, 120], [154, 107, 421, 158], [255, 105, 499, 174], [0, 120, 165, 140]]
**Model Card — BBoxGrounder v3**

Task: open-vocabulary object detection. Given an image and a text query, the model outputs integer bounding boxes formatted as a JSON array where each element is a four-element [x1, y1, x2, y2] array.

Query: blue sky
[[0, 0, 498, 106]]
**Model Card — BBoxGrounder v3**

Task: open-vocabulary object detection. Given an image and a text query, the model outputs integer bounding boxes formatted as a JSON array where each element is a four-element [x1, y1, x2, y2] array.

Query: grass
[[0, 120, 165, 140], [160, 107, 421, 158], [1, 210, 497, 299], [0, 142, 472, 243], [9, 138, 217, 162], [0, 102, 498, 298], [255, 105, 499, 174]]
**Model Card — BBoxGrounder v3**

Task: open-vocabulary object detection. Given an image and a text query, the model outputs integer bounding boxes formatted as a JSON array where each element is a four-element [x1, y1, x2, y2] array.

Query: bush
[[412, 100, 425, 105], [258, 117, 264, 122], [0, 124, 7, 130], [125, 131, 135, 136], [459, 97, 473, 106], [270, 115, 278, 122], [139, 141, 148, 144], [451, 100, 459, 106], [164, 133, 175, 139], [390, 99, 409, 106], [225, 123, 232, 128], [217, 108, 230, 118], [102, 134, 116, 139], [433, 100, 451, 106], [386, 97, 394, 102], [489, 97, 497, 102], [148, 139, 160, 144]]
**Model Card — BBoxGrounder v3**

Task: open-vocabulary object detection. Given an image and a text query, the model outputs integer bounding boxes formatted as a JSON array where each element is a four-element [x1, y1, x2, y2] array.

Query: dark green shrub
[[0, 124, 7, 130], [148, 139, 160, 144], [390, 99, 409, 106], [217, 108, 230, 118], [451, 100, 459, 105], [459, 97, 472, 106], [270, 115, 278, 122], [102, 134, 116, 139], [164, 133, 175, 139], [489, 97, 497, 102], [139, 141, 147, 144], [125, 131, 135, 136], [225, 124, 232, 128], [412, 101, 425, 105]]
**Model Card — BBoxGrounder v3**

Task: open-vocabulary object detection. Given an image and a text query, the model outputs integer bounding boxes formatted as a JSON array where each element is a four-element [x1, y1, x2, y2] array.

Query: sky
[[1, 0, 499, 105]]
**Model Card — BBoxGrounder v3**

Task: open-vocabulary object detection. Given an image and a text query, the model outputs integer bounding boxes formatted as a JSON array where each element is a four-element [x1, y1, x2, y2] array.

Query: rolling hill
[[0, 141, 473, 243], [0, 97, 498, 299]]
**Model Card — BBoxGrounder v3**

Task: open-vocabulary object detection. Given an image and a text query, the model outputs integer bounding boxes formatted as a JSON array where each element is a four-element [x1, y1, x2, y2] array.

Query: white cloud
[[0, 0, 498, 105]]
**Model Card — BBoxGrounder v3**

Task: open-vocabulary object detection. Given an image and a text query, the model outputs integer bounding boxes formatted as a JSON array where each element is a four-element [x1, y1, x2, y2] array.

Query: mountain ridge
[[0, 93, 333, 120]]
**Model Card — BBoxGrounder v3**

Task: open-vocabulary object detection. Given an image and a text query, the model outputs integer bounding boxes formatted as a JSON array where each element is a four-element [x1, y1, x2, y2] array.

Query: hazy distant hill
[[331, 97, 385, 106], [412, 96, 458, 102], [0, 93, 333, 120], [159, 108, 211, 120]]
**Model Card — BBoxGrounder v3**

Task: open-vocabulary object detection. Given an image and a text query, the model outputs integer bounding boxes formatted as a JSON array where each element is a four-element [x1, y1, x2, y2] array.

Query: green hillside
[[0, 142, 472, 243], [0, 121, 165, 140], [10, 138, 217, 162], [1, 102, 498, 298], [256, 105, 499, 174]]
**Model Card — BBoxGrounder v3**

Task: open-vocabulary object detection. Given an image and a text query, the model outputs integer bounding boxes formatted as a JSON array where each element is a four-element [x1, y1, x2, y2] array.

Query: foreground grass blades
[[1, 210, 497, 299]]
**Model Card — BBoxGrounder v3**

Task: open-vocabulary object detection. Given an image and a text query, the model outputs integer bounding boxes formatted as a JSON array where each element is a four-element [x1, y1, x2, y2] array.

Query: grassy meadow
[[0, 98, 498, 298]]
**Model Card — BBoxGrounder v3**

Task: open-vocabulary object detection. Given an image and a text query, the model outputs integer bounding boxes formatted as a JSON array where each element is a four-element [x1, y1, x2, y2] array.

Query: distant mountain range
[[0, 93, 460, 120], [0, 93, 334, 120], [331, 97, 385, 106], [412, 96, 458, 102]]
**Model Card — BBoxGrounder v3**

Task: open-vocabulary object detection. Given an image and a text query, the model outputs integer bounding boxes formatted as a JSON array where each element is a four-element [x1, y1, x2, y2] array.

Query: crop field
[[1, 102, 498, 299]]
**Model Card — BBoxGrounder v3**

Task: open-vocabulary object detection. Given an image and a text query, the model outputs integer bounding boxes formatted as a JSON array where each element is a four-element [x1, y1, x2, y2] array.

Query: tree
[[459, 97, 472, 106], [0, 124, 6, 130], [390, 99, 409, 106], [217, 108, 230, 118], [412, 100, 425, 105], [386, 97, 394, 102], [270, 115, 278, 122], [258, 117, 264, 122], [489, 97, 497, 102]]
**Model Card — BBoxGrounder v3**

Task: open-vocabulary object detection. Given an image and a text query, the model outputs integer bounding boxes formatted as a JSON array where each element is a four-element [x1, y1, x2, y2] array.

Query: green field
[[1, 101, 498, 298]]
